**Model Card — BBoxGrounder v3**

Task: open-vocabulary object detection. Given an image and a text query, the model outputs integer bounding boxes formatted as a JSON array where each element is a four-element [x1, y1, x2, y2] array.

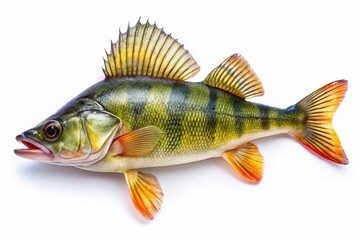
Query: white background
[[1, 0, 359, 239]]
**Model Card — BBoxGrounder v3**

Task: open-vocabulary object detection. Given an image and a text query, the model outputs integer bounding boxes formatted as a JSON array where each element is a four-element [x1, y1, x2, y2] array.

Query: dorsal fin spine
[[163, 37, 179, 77], [140, 22, 150, 75], [134, 23, 144, 75], [105, 50, 114, 77], [146, 27, 161, 76], [103, 58, 108, 78], [113, 41, 121, 76], [120, 31, 127, 75], [131, 23, 139, 75], [128, 24, 134, 75], [169, 49, 187, 78], [125, 23, 132, 76], [158, 36, 176, 77], [161, 40, 179, 78], [132, 19, 141, 75], [136, 21, 145, 73], [155, 29, 170, 77], [143, 22, 155, 76], [108, 45, 116, 76], [138, 21, 150, 76], [116, 29, 122, 76], [177, 54, 193, 79], [110, 41, 116, 75], [151, 31, 168, 77], [102, 58, 107, 77], [184, 54, 200, 79], [166, 44, 186, 77]]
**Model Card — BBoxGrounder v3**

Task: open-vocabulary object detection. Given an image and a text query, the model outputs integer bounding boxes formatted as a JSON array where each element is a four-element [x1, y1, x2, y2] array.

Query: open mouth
[[14, 134, 54, 161]]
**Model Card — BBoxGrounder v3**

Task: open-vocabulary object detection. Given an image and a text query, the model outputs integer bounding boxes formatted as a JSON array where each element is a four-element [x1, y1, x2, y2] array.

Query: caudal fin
[[290, 80, 348, 164]]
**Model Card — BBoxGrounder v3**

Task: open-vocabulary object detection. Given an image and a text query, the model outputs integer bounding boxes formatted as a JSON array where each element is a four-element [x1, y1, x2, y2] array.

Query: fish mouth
[[14, 134, 54, 161]]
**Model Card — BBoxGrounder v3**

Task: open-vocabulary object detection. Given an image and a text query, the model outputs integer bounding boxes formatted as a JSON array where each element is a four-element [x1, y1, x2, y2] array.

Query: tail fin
[[290, 80, 348, 164]]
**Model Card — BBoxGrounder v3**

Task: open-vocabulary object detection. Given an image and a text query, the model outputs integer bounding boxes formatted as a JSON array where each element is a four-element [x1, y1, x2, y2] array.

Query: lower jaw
[[14, 149, 54, 161]]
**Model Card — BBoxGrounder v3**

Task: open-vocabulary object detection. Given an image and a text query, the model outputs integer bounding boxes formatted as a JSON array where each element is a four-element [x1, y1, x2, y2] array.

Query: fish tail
[[289, 80, 348, 164]]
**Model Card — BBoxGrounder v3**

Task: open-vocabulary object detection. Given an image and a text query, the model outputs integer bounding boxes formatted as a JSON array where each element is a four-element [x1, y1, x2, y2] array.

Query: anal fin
[[124, 170, 163, 220], [222, 142, 264, 183]]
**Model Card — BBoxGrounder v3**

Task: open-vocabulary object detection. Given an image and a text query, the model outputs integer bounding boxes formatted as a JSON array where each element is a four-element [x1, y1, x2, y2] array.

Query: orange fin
[[124, 170, 163, 220], [222, 142, 264, 183], [203, 54, 264, 99], [109, 126, 162, 157], [290, 80, 348, 164]]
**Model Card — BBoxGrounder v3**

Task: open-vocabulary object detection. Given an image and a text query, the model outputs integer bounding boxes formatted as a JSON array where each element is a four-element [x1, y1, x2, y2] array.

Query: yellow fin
[[109, 126, 162, 157], [204, 54, 264, 99], [124, 170, 163, 220], [222, 142, 264, 183], [103, 20, 200, 80]]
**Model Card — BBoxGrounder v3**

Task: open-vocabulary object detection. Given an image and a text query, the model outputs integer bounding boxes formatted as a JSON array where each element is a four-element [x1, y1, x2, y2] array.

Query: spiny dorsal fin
[[203, 54, 264, 99], [103, 20, 200, 81]]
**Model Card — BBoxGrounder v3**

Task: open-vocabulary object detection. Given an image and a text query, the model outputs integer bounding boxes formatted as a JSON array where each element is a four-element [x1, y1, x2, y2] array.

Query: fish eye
[[43, 120, 62, 141]]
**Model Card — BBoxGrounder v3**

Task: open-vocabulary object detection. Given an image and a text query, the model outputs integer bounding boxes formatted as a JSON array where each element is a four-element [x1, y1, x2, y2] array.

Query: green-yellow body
[[81, 77, 299, 172], [15, 20, 347, 220]]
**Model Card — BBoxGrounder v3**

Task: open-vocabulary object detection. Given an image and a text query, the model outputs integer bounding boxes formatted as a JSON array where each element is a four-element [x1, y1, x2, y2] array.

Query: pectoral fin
[[124, 170, 163, 220], [109, 126, 162, 157], [222, 142, 264, 183]]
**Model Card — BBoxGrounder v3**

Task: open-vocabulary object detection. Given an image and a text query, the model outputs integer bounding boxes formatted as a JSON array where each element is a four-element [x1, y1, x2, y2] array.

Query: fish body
[[77, 77, 296, 171], [14, 20, 348, 220]]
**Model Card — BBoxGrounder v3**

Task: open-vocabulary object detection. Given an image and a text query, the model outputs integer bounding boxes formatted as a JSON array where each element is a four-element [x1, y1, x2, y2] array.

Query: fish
[[14, 20, 348, 220]]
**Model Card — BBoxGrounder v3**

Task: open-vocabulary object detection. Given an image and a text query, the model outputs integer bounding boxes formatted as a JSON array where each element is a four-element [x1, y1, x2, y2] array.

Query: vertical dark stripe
[[204, 87, 217, 143], [259, 105, 270, 130], [126, 81, 151, 129], [166, 81, 190, 152], [232, 97, 244, 136]]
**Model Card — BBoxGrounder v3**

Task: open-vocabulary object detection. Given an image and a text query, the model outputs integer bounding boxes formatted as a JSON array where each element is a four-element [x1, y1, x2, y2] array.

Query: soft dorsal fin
[[203, 54, 264, 99], [103, 20, 200, 81]]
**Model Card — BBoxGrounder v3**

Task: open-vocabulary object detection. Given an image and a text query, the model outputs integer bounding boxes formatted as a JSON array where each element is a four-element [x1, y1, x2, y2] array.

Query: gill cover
[[80, 109, 121, 160], [49, 98, 121, 165], [54, 109, 120, 163]]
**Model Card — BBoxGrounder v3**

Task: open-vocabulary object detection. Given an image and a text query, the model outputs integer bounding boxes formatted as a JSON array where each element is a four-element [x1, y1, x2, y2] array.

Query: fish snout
[[14, 133, 54, 161]]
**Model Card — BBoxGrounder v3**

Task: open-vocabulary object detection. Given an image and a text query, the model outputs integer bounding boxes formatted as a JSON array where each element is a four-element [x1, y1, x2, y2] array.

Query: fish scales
[[15, 21, 348, 220], [78, 77, 300, 170]]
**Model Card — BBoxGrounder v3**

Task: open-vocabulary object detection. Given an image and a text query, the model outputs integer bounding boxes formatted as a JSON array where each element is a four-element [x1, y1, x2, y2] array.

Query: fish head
[[15, 100, 121, 166]]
